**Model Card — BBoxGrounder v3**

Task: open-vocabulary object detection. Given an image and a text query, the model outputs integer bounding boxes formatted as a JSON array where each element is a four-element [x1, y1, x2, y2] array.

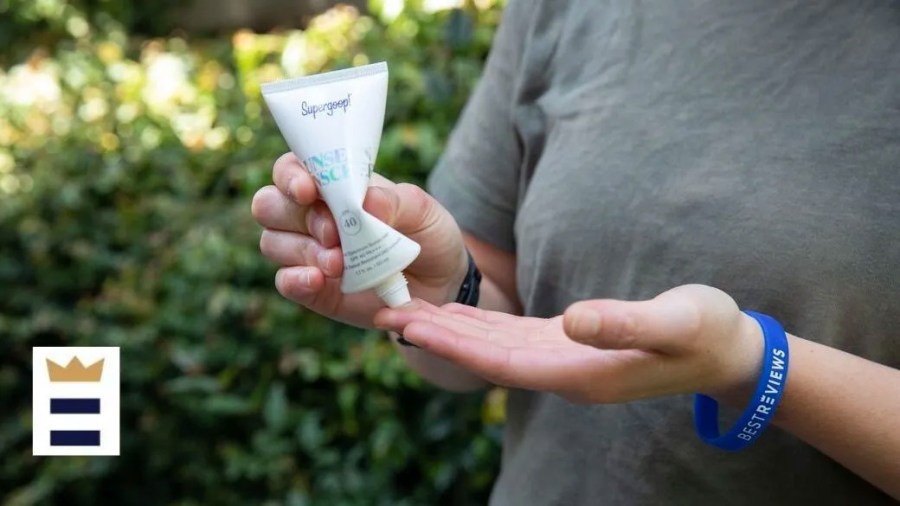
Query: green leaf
[[203, 395, 254, 416], [163, 375, 221, 394], [444, 9, 474, 49], [263, 381, 289, 432], [295, 411, 325, 452]]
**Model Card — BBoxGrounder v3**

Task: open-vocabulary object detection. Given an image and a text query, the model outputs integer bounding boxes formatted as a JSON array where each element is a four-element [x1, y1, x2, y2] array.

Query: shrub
[[0, 1, 506, 504]]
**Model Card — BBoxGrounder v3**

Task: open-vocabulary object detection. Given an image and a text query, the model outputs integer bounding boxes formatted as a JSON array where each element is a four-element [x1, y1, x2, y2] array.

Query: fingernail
[[288, 177, 300, 202], [318, 219, 327, 243], [317, 250, 331, 274], [396, 336, 420, 348], [300, 269, 312, 287], [287, 177, 299, 202], [576, 308, 602, 336]]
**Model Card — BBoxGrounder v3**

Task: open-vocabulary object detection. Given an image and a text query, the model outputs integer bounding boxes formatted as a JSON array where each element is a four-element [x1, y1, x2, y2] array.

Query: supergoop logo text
[[301, 93, 352, 119], [301, 148, 349, 187]]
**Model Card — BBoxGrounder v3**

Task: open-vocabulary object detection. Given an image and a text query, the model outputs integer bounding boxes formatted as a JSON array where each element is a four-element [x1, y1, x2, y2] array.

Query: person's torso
[[493, 1, 900, 504]]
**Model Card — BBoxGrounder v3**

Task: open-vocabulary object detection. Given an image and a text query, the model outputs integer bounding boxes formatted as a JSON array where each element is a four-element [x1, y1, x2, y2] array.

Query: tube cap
[[374, 272, 411, 308]]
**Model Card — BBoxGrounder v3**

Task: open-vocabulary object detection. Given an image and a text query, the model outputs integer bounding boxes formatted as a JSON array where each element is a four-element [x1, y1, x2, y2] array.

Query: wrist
[[705, 312, 766, 407], [441, 246, 477, 306], [694, 311, 790, 451]]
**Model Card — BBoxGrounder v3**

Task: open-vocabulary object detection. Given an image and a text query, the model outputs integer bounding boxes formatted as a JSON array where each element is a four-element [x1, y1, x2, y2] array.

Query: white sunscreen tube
[[261, 62, 421, 307]]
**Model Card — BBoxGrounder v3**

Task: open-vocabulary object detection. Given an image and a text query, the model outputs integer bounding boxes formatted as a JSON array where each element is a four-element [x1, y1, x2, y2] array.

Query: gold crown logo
[[46, 357, 104, 382]]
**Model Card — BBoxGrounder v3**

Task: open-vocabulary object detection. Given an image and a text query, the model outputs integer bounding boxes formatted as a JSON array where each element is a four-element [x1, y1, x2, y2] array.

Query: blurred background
[[0, 0, 507, 504]]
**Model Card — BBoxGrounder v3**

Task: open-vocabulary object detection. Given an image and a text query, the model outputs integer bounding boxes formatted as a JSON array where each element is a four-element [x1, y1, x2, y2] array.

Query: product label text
[[301, 93, 352, 119], [301, 148, 349, 186]]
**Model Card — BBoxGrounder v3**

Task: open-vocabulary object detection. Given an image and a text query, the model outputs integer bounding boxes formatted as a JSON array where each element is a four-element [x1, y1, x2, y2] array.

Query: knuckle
[[305, 207, 318, 238], [396, 181, 423, 196], [617, 315, 640, 349], [665, 297, 705, 349], [562, 305, 588, 338], [397, 183, 442, 229], [362, 186, 396, 224], [397, 182, 432, 210], [303, 237, 320, 264], [293, 171, 316, 195], [307, 202, 332, 242], [313, 200, 334, 221], [682, 302, 705, 339], [273, 156, 308, 196]]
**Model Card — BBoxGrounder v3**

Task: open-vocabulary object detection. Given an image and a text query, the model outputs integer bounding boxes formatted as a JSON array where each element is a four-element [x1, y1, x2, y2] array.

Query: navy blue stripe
[[50, 430, 100, 446], [50, 398, 100, 414]]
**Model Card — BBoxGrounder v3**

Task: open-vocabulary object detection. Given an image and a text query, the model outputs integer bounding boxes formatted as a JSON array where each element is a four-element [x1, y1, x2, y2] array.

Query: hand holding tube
[[251, 152, 469, 329], [261, 62, 457, 308]]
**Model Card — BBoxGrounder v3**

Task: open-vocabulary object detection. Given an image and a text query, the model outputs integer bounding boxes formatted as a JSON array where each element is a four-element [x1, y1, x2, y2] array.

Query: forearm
[[393, 275, 518, 391], [767, 335, 900, 499]]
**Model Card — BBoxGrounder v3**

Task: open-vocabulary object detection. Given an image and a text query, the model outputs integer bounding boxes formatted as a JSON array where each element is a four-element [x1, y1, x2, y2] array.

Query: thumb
[[363, 182, 443, 236], [563, 297, 699, 353]]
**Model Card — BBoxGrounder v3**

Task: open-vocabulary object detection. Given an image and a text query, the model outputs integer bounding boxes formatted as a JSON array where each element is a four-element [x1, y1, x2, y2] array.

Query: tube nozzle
[[374, 272, 412, 308]]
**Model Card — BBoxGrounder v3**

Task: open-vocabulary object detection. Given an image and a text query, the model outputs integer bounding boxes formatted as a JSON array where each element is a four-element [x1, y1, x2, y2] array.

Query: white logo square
[[32, 347, 120, 456]]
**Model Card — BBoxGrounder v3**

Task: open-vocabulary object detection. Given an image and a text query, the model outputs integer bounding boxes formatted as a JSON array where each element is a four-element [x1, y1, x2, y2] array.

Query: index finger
[[273, 152, 319, 205]]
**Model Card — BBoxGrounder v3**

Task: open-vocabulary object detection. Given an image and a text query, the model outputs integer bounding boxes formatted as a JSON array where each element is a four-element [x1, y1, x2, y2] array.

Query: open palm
[[375, 285, 764, 404]]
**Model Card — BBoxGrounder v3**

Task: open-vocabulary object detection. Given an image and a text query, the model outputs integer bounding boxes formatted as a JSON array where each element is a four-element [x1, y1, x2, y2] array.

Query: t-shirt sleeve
[[427, 4, 527, 254]]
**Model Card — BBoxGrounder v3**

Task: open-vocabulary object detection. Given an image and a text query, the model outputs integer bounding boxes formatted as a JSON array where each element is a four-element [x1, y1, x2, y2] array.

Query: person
[[251, 1, 900, 503]]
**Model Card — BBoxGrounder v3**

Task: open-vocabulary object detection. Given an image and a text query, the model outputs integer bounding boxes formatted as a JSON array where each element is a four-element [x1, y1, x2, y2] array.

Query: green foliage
[[0, 1, 506, 504]]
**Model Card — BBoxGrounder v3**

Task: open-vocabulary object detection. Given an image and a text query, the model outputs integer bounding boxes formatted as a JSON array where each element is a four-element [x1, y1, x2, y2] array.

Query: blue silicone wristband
[[694, 311, 790, 451]]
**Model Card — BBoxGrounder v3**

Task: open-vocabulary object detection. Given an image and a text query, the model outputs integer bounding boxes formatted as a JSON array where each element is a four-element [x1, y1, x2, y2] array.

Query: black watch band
[[454, 250, 482, 307], [396, 251, 481, 348]]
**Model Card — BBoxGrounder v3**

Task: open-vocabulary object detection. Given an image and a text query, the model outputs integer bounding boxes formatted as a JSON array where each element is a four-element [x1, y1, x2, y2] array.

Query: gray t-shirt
[[427, 1, 900, 504]]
